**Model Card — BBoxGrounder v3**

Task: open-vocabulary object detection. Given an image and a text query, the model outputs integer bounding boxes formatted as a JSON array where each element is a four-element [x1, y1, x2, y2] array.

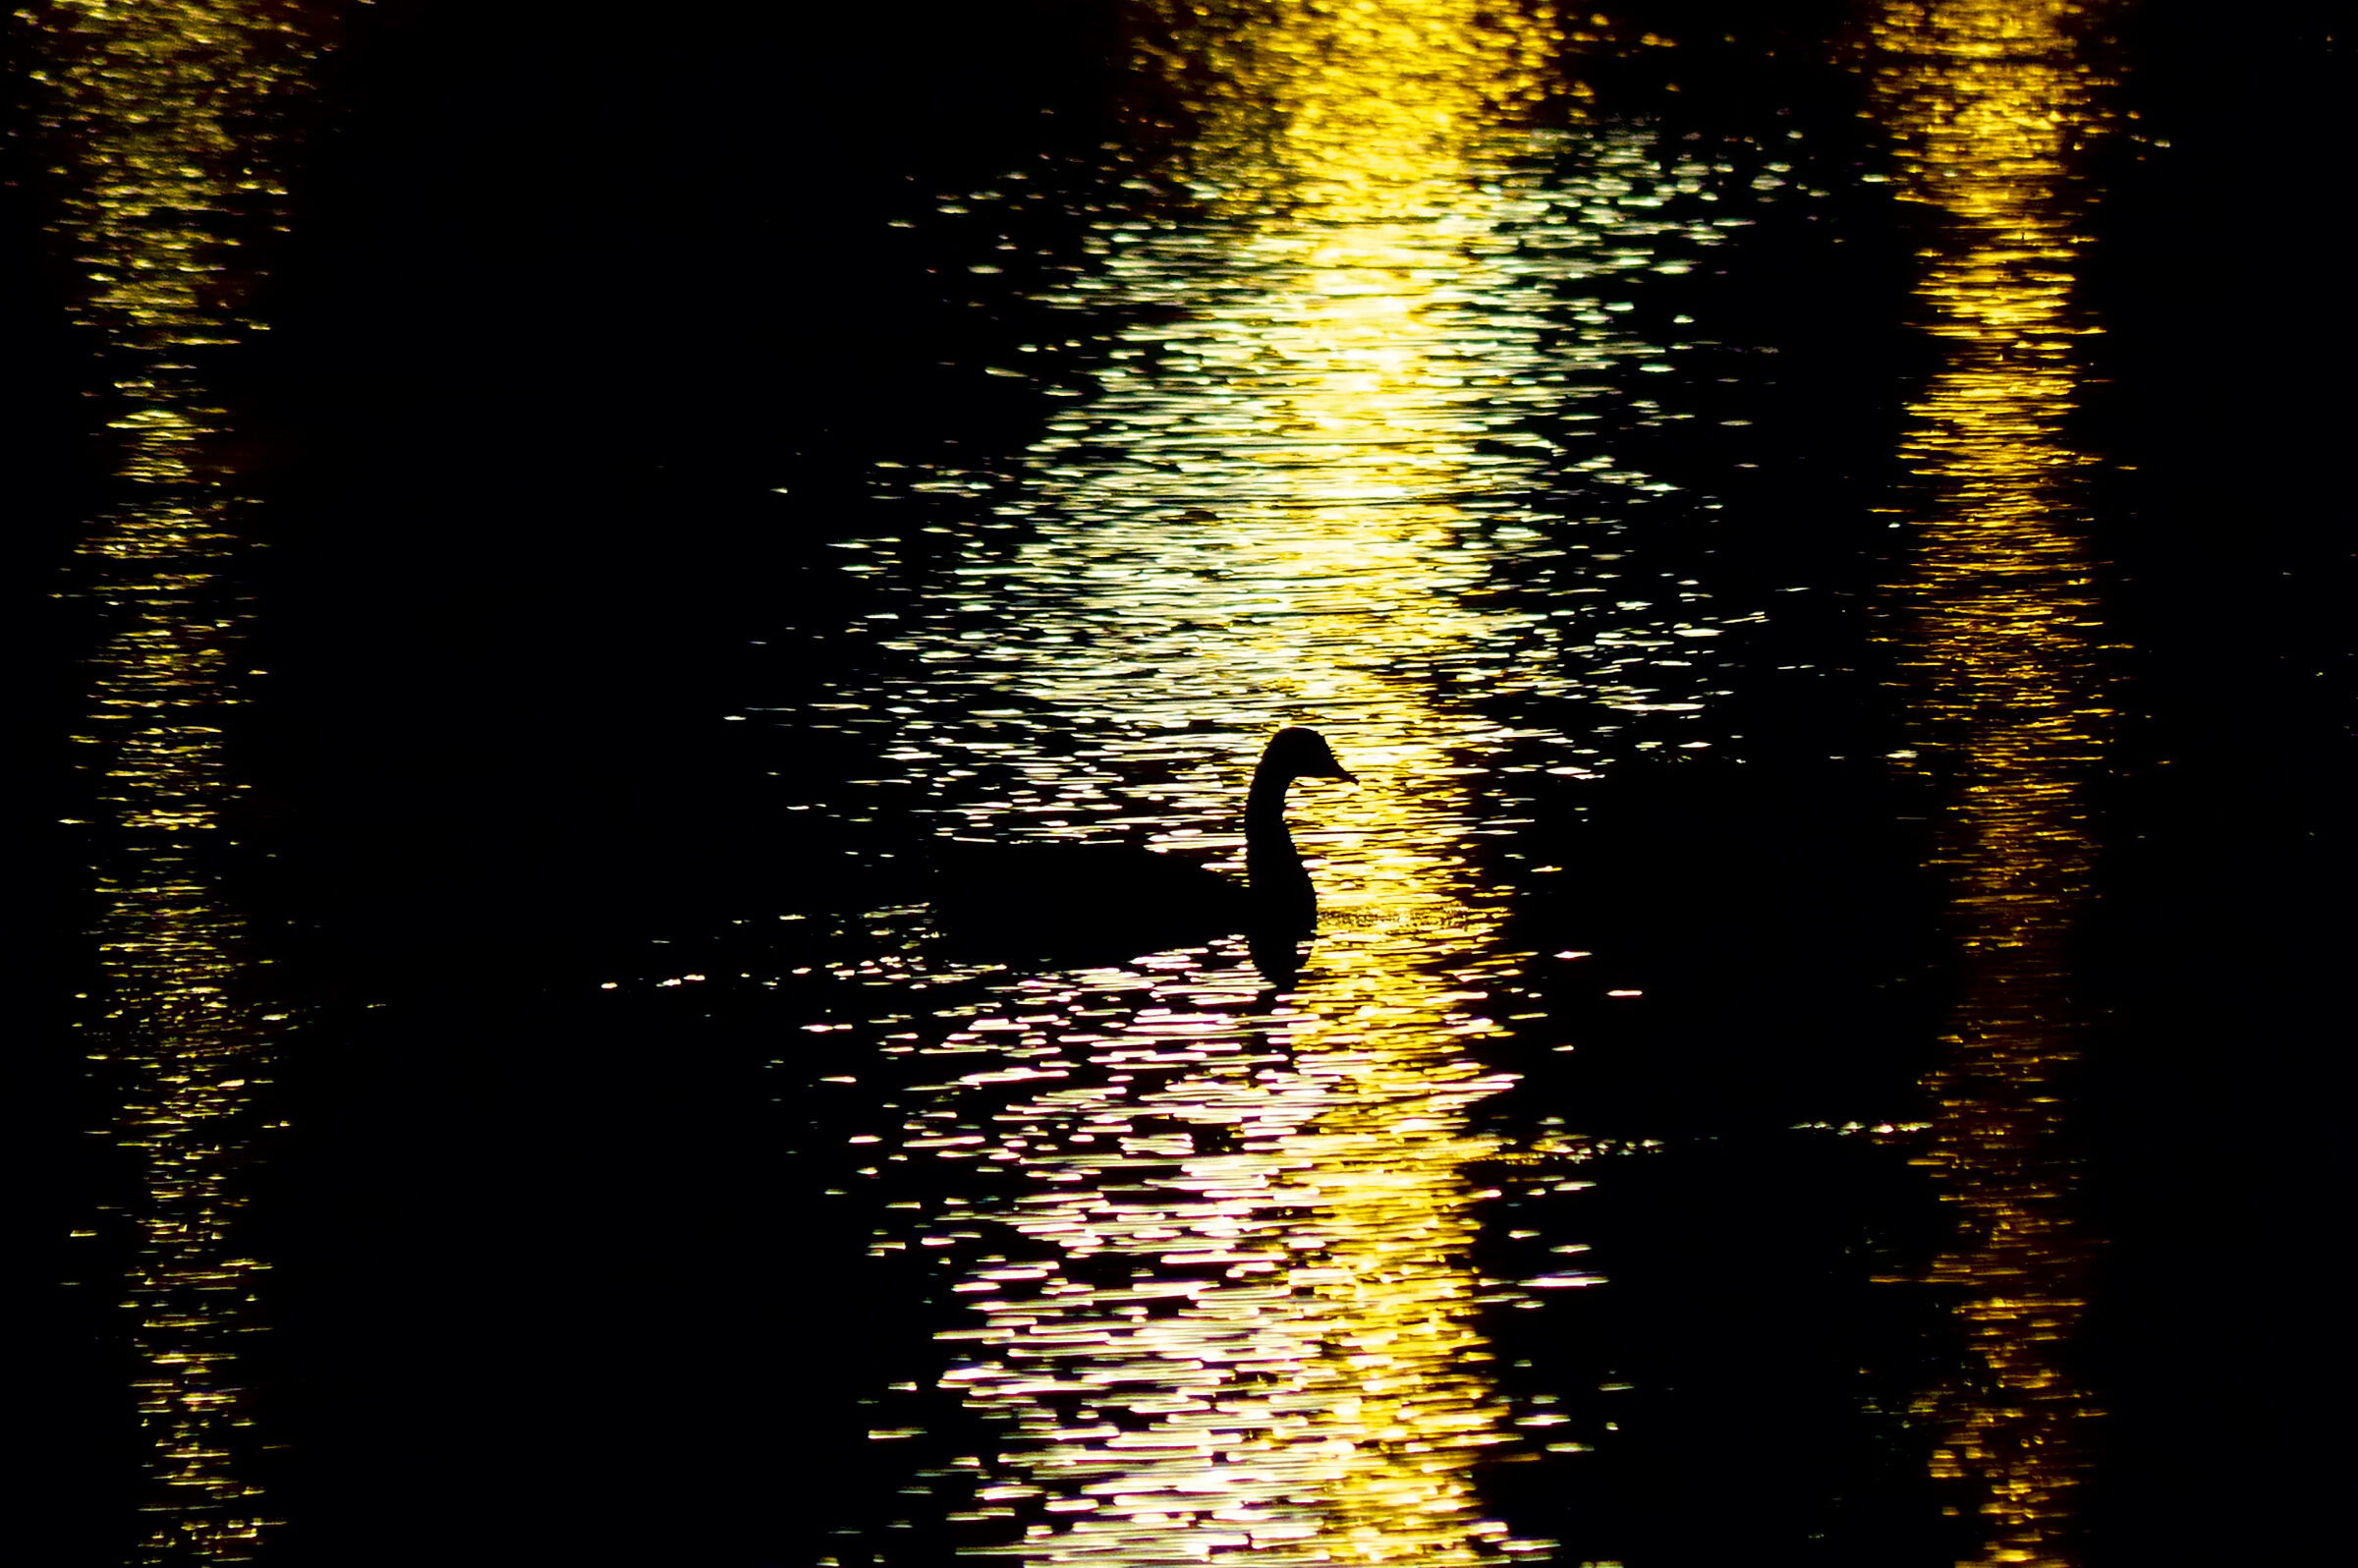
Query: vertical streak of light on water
[[34, 3, 315, 1559], [783, 4, 1787, 1559], [1874, 3, 2113, 1563], [840, 3, 1677, 1562]]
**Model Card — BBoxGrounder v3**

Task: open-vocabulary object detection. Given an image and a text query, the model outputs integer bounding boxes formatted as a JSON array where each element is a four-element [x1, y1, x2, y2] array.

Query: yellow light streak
[[900, 3, 1584, 1561], [39, 2, 314, 1558], [1874, 4, 2112, 1563]]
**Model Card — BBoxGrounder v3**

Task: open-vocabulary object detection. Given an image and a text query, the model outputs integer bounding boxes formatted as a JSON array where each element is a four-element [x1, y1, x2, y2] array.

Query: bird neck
[[1245, 764, 1315, 934], [1245, 763, 1296, 849]]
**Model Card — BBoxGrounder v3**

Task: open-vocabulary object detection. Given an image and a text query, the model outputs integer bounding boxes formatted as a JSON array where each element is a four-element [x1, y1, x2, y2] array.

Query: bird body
[[929, 726, 1353, 970]]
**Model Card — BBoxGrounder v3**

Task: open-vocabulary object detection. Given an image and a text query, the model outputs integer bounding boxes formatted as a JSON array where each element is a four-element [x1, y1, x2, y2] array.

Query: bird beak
[[1325, 762, 1357, 783]]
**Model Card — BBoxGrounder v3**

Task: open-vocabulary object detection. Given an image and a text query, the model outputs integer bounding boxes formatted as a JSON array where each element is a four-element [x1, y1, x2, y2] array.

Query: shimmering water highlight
[[38, 1, 316, 1558], [1876, 2, 2113, 1560], [758, 3, 1786, 1561]]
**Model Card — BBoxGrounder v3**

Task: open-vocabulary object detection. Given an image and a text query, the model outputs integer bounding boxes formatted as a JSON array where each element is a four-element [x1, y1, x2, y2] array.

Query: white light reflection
[[796, 3, 1773, 1562]]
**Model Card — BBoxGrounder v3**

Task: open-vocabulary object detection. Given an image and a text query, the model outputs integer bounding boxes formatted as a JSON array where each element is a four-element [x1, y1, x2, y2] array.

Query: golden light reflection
[[37, 2, 311, 1558], [837, 2, 1654, 1560], [957, 136, 1537, 1568], [783, 5, 1776, 1558], [1155, 0, 1558, 219], [1874, 3, 2111, 1562]]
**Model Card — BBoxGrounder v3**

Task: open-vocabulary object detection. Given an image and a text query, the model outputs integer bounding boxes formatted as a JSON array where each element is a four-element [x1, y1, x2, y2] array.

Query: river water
[[26, 3, 2345, 1566]]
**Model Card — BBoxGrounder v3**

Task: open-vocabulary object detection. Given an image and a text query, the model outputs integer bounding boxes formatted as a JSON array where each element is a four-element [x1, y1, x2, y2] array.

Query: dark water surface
[[22, 3, 2346, 1565]]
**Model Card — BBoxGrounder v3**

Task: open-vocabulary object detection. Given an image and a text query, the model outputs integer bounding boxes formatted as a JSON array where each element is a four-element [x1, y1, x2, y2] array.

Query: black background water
[[19, 3, 2347, 1564]]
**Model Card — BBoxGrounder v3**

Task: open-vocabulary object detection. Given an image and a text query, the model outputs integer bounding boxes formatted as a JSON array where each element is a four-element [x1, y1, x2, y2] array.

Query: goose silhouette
[[930, 726, 1355, 975]]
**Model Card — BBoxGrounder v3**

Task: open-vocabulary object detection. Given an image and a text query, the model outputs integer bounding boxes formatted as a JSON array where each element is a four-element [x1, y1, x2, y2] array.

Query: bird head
[[1263, 726, 1355, 784]]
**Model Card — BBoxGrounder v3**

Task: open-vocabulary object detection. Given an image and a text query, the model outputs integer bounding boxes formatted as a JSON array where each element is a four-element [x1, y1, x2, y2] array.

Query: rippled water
[[714, 4, 1883, 1563], [36, 2, 318, 1559], [40, 1, 2319, 1564], [1876, 3, 2109, 1557]]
